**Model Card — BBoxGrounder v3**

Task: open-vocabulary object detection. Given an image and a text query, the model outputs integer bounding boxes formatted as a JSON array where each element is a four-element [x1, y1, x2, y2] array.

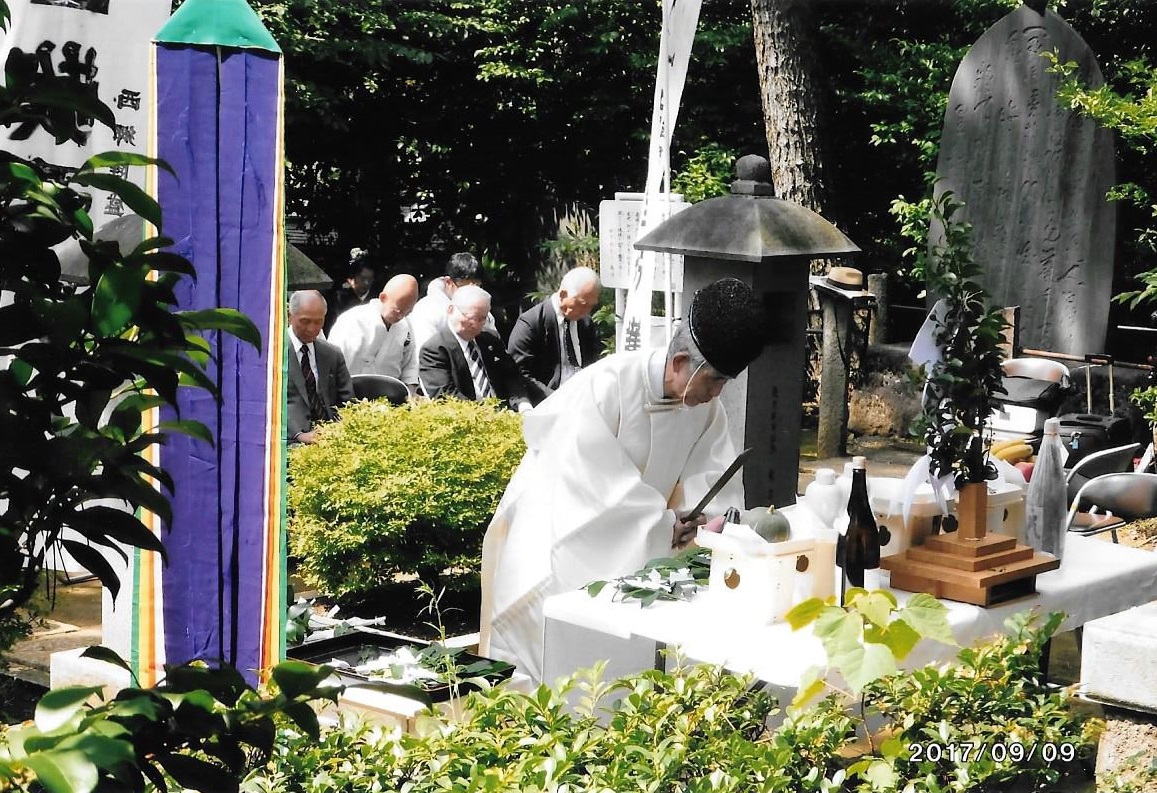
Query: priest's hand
[[673, 513, 724, 548]]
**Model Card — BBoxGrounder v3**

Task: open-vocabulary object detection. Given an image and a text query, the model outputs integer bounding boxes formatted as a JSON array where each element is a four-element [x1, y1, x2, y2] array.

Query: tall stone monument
[[934, 1, 1115, 356]]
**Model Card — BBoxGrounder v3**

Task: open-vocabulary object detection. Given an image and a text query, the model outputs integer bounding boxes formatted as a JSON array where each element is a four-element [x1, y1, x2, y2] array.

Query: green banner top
[[155, 0, 281, 53]]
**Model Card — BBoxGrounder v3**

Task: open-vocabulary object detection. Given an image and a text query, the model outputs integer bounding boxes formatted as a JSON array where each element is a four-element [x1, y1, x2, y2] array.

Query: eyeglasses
[[454, 304, 488, 324]]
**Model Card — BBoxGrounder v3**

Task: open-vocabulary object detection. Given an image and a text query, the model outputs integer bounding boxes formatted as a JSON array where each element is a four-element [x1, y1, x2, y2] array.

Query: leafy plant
[[287, 399, 525, 601], [244, 611, 1096, 793], [0, 652, 339, 793], [862, 611, 1096, 792], [786, 588, 957, 699], [585, 545, 710, 606], [921, 191, 1009, 487], [1129, 384, 1157, 430], [672, 142, 738, 204]]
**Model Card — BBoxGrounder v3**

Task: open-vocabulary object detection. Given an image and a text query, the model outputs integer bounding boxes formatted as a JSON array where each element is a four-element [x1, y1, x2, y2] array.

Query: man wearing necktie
[[287, 290, 354, 444], [418, 285, 531, 413], [507, 266, 601, 405]]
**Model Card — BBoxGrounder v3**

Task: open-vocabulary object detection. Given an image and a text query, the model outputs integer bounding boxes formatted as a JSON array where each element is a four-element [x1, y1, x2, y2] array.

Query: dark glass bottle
[[837, 456, 882, 594]]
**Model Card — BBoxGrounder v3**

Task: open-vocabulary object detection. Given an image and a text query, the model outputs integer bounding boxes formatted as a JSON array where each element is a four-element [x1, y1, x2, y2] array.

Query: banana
[[990, 437, 1026, 454], [993, 443, 1033, 462]]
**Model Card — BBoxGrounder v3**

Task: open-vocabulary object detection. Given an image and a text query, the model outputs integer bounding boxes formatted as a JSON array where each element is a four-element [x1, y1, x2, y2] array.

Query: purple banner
[[155, 44, 282, 682]]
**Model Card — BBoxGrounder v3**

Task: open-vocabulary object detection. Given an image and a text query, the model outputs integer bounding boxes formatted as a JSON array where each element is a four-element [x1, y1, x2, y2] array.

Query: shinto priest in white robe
[[479, 348, 743, 682]]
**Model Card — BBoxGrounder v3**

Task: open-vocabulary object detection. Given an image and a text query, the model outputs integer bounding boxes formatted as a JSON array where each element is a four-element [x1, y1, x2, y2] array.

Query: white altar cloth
[[542, 534, 1157, 688]]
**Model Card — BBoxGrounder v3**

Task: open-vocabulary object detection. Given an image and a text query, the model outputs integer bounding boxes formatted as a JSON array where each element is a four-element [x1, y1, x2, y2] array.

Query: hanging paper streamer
[[620, 0, 701, 352]]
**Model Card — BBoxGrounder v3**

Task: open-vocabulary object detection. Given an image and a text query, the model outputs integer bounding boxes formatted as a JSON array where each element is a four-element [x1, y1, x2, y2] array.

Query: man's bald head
[[379, 274, 419, 326]]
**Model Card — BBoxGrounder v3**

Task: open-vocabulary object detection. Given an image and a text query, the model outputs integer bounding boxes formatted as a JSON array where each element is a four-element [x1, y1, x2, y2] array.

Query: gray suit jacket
[[288, 338, 354, 441]]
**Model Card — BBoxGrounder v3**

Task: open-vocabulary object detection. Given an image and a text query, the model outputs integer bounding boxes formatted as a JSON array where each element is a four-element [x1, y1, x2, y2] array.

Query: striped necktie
[[563, 319, 580, 367], [467, 341, 495, 399], [300, 345, 325, 421]]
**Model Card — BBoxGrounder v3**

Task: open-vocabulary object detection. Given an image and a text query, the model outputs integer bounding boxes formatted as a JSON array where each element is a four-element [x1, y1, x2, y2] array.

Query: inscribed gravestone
[[934, 3, 1115, 356]]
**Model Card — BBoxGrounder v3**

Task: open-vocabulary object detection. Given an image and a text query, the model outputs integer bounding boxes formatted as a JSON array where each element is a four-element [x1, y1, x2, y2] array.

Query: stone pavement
[[3, 578, 102, 687], [798, 432, 925, 491]]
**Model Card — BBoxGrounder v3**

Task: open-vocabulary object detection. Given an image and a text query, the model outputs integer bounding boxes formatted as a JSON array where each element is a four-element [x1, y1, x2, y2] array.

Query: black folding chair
[[351, 374, 409, 406]]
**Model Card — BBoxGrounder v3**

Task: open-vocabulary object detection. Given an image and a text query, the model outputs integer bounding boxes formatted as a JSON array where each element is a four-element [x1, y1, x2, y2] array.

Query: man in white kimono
[[328, 274, 421, 394], [480, 278, 767, 682]]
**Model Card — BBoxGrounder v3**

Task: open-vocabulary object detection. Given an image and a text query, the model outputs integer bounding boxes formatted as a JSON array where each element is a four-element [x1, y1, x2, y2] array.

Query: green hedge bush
[[287, 398, 525, 600], [243, 617, 1098, 792]]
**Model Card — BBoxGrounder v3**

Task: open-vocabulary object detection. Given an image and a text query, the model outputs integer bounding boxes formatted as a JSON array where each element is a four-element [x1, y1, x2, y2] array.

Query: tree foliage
[[254, 0, 1157, 337], [255, 0, 761, 282]]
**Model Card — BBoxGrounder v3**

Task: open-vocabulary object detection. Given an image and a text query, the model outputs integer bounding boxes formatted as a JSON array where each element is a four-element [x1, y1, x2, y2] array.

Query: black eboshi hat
[[687, 278, 767, 377]]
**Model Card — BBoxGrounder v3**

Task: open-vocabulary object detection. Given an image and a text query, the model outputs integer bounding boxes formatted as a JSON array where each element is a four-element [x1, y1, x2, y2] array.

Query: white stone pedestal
[[1081, 601, 1157, 713]]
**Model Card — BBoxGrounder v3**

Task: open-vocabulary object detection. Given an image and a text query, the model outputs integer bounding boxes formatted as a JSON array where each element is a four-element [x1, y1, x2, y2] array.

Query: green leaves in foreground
[[0, 657, 340, 793], [786, 588, 956, 696]]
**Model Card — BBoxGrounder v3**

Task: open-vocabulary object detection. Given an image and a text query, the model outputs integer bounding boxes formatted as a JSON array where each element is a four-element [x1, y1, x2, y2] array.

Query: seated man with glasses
[[508, 266, 601, 406], [419, 285, 532, 413], [409, 251, 496, 353]]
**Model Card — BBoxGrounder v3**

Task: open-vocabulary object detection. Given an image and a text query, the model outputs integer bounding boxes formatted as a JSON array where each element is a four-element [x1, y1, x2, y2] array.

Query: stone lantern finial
[[731, 154, 775, 196]]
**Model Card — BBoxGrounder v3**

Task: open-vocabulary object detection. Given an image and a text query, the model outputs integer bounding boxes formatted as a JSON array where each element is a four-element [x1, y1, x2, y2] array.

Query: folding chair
[[351, 374, 409, 406], [1064, 443, 1141, 504], [1065, 472, 1157, 544]]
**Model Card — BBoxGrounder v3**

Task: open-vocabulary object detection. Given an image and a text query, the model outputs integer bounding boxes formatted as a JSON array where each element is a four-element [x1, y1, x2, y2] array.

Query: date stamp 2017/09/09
[[908, 741, 1077, 765]]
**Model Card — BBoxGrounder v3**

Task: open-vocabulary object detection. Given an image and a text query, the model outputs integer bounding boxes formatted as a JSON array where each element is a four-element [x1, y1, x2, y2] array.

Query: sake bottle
[[838, 456, 883, 598], [1023, 417, 1068, 560]]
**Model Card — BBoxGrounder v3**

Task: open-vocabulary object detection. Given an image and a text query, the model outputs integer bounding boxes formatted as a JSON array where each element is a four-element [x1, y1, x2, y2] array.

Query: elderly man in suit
[[287, 290, 354, 444], [507, 266, 601, 405], [410, 251, 496, 352], [419, 285, 531, 413]]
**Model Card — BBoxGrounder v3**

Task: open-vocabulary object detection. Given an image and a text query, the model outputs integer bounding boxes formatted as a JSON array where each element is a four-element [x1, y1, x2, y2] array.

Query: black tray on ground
[[286, 629, 514, 703]]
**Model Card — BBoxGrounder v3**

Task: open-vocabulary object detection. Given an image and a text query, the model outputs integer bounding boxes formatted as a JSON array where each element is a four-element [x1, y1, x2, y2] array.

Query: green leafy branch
[[787, 588, 956, 700], [0, 652, 339, 793], [922, 190, 1009, 487], [585, 546, 710, 607]]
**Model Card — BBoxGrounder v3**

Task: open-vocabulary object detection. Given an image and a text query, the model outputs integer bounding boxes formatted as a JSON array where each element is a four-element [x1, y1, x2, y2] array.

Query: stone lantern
[[634, 155, 859, 507]]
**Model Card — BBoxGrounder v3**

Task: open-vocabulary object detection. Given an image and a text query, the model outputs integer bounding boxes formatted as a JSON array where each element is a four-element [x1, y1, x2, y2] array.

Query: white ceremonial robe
[[328, 303, 418, 383], [479, 349, 744, 683]]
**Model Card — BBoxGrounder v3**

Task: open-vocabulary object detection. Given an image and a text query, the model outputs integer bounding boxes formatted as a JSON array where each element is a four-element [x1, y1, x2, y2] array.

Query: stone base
[[50, 647, 133, 697], [1081, 601, 1157, 714]]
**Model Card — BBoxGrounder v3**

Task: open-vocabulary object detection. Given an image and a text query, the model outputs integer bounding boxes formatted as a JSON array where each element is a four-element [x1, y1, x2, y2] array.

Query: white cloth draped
[[479, 349, 743, 682]]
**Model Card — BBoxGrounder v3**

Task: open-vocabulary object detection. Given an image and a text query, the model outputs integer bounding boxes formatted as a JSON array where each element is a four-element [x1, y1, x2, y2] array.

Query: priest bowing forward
[[480, 278, 768, 682]]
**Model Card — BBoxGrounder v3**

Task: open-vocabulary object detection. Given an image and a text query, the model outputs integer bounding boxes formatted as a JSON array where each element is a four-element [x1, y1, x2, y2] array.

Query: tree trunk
[[749, 0, 827, 230]]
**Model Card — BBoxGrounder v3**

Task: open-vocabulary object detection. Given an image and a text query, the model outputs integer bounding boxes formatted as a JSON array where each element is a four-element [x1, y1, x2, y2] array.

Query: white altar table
[[542, 534, 1157, 688]]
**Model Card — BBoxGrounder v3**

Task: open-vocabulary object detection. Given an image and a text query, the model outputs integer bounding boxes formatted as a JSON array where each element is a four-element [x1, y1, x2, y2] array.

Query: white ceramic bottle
[[804, 468, 841, 600]]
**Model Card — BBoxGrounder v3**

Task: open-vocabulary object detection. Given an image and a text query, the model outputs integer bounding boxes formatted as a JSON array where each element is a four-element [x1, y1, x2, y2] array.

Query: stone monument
[[934, 1, 1115, 356]]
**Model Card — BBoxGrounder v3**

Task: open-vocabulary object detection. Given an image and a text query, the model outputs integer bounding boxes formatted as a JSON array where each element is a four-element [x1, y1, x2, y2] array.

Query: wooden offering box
[[880, 484, 1059, 606]]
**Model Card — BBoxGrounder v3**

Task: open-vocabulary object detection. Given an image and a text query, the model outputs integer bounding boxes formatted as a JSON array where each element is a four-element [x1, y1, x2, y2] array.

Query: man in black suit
[[287, 290, 354, 444], [419, 285, 531, 413], [507, 266, 601, 405]]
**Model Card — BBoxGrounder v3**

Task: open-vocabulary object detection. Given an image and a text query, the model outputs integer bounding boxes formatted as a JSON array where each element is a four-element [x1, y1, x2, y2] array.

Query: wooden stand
[[880, 483, 1059, 606]]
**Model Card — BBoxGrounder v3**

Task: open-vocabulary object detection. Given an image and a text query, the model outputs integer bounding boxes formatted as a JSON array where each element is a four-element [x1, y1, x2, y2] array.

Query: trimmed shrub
[[287, 398, 525, 600]]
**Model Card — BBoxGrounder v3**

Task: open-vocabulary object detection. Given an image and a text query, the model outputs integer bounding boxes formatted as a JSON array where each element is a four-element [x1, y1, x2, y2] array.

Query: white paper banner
[[1, 0, 170, 231], [619, 0, 701, 352]]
